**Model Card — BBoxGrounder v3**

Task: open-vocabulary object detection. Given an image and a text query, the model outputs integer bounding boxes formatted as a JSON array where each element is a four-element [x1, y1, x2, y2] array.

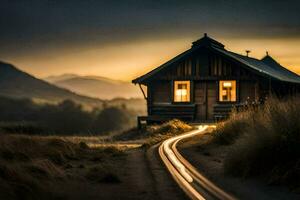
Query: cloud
[[1, 0, 300, 51], [0, 0, 300, 78]]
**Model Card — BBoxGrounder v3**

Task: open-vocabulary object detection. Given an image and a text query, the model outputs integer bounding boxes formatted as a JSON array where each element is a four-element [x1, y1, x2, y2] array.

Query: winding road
[[158, 125, 236, 200]]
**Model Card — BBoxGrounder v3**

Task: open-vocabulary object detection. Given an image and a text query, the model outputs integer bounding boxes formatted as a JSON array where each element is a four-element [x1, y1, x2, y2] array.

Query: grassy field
[[0, 119, 191, 200], [211, 97, 300, 191], [0, 133, 129, 200]]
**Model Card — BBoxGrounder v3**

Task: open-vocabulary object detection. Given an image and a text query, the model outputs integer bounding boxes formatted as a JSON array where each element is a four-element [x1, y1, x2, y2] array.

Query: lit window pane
[[219, 80, 236, 102], [174, 81, 190, 102], [223, 82, 232, 87]]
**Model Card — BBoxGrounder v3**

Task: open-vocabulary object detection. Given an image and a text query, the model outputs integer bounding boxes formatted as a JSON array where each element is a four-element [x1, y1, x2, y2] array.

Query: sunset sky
[[1, 0, 300, 81]]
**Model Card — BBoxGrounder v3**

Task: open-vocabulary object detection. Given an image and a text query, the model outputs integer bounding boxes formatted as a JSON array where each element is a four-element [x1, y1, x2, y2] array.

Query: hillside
[[0, 61, 103, 108], [45, 74, 142, 100]]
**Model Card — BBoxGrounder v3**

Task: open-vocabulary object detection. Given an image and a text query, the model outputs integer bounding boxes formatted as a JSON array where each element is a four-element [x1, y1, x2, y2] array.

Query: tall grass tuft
[[213, 97, 300, 190], [142, 119, 193, 147], [212, 107, 256, 145], [113, 119, 192, 146]]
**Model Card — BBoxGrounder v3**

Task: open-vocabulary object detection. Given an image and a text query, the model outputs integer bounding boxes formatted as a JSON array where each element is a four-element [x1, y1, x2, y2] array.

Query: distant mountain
[[0, 61, 103, 108], [44, 74, 142, 100], [44, 74, 78, 83]]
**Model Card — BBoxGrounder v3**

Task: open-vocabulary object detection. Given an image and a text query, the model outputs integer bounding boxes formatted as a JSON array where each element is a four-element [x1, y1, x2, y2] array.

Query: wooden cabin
[[132, 34, 300, 126]]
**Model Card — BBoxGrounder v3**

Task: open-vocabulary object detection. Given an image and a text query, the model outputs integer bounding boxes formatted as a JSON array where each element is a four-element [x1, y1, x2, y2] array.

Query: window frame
[[218, 80, 237, 103], [173, 80, 191, 103]]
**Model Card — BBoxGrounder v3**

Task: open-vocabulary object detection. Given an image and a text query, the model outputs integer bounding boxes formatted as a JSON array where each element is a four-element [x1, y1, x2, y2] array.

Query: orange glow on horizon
[[3, 36, 300, 81]]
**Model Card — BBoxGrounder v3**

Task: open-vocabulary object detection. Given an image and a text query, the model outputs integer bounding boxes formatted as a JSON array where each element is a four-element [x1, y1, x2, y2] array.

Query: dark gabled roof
[[132, 48, 194, 84], [132, 34, 300, 84], [132, 34, 224, 84], [261, 55, 300, 79], [192, 33, 225, 49], [212, 47, 300, 84]]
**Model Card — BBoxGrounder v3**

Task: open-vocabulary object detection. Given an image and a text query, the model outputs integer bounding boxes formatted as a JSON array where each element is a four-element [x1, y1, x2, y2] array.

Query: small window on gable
[[174, 81, 190, 102], [219, 80, 236, 102]]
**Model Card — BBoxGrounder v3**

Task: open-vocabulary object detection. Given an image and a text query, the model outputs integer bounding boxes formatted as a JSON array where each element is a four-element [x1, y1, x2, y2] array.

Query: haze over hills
[[44, 74, 142, 100], [0, 61, 104, 108], [44, 74, 79, 83], [0, 61, 146, 112]]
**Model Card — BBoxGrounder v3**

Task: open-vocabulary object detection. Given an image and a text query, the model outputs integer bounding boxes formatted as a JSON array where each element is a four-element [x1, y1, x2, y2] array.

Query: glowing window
[[219, 80, 236, 102], [174, 81, 190, 102]]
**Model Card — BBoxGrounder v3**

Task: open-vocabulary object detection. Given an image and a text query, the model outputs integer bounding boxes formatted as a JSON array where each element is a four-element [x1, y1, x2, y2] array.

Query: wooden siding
[[209, 54, 236, 77], [150, 104, 196, 120], [153, 49, 261, 82], [151, 81, 171, 103], [240, 81, 256, 103], [161, 58, 193, 79], [195, 52, 209, 76]]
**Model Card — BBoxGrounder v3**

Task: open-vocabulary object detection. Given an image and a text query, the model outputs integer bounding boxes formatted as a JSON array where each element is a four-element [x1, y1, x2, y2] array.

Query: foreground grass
[[0, 134, 127, 200], [114, 119, 193, 147], [212, 97, 300, 191], [0, 119, 192, 199]]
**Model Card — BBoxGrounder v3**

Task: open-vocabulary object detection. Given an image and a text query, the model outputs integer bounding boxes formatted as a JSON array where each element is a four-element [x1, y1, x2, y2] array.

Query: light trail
[[158, 125, 237, 200]]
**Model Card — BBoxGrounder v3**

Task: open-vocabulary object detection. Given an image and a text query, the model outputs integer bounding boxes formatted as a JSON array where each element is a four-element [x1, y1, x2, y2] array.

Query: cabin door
[[206, 81, 217, 120], [195, 81, 216, 121], [194, 81, 206, 121]]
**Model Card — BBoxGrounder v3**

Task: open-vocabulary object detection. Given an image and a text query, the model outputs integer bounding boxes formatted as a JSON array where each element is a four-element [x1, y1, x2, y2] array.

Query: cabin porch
[[137, 102, 248, 128]]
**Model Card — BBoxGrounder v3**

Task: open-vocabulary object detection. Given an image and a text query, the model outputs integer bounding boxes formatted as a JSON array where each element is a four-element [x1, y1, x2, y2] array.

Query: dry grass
[[212, 97, 300, 191], [212, 106, 256, 145], [142, 119, 193, 147], [0, 134, 127, 200], [113, 119, 193, 147], [0, 119, 191, 199]]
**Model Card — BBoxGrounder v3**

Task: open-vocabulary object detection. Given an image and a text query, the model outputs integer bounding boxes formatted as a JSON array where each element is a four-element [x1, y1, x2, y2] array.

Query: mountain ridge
[[0, 61, 104, 108]]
